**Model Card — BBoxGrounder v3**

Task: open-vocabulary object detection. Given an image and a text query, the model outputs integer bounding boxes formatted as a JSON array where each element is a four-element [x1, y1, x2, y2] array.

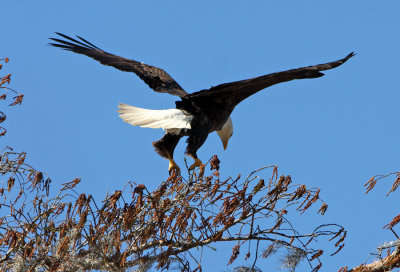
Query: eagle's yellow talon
[[189, 158, 203, 170], [168, 159, 180, 174]]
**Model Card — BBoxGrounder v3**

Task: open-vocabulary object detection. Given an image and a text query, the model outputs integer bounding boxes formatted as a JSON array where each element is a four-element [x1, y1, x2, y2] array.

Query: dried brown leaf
[[210, 155, 220, 170], [387, 172, 400, 196], [9, 94, 24, 106], [384, 214, 400, 229], [62, 178, 81, 190], [318, 203, 328, 215], [310, 249, 323, 261], [364, 176, 377, 194], [227, 244, 240, 265]]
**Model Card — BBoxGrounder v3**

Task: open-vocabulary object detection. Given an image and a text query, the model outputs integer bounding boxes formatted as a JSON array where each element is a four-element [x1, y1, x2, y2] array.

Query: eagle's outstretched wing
[[188, 52, 355, 109], [49, 33, 188, 97]]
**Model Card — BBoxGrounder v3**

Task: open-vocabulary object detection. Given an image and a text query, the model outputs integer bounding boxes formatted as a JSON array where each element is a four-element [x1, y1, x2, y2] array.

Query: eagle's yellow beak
[[217, 117, 233, 151], [223, 139, 229, 150]]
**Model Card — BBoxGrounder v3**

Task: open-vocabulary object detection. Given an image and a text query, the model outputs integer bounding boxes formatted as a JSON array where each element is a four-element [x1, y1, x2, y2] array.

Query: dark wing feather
[[187, 52, 355, 110], [49, 33, 188, 97]]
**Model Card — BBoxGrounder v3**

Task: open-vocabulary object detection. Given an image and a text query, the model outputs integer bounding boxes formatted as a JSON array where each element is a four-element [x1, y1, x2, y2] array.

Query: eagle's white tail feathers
[[117, 103, 193, 134]]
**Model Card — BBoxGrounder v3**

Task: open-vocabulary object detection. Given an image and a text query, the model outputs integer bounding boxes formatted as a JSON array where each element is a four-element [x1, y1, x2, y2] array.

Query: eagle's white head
[[217, 117, 233, 150]]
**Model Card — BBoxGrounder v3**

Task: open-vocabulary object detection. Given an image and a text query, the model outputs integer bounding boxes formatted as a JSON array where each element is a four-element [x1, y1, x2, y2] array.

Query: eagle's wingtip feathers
[[344, 52, 356, 62], [49, 32, 101, 51]]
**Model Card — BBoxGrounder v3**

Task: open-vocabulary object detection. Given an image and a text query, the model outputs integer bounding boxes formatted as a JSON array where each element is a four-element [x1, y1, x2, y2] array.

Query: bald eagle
[[49, 33, 354, 173]]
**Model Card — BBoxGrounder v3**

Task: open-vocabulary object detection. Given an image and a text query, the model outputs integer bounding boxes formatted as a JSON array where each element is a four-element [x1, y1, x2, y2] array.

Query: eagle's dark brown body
[[50, 33, 354, 172]]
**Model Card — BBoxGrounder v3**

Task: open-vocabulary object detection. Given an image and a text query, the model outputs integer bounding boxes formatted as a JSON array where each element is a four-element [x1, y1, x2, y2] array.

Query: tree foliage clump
[[0, 151, 346, 271], [1, 57, 399, 272]]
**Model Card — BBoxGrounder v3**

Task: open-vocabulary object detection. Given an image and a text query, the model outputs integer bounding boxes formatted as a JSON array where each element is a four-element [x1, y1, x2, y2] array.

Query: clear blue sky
[[2, 1, 400, 271]]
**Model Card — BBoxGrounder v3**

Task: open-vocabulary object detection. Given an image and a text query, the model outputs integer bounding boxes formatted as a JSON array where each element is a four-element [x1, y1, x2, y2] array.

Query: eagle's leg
[[186, 131, 208, 170], [168, 159, 180, 174], [189, 158, 203, 170], [152, 133, 182, 174]]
